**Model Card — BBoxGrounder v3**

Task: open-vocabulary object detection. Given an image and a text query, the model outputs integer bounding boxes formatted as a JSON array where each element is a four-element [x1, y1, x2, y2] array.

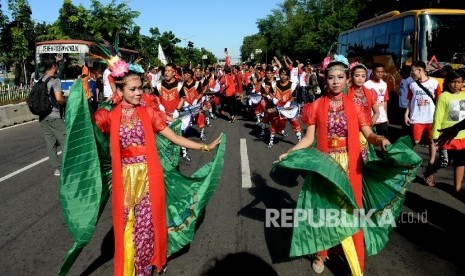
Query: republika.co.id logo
[[265, 208, 428, 228]]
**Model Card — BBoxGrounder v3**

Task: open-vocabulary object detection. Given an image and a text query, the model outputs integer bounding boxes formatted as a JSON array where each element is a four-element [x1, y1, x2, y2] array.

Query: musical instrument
[[276, 104, 300, 119], [179, 103, 202, 131], [248, 93, 263, 105]]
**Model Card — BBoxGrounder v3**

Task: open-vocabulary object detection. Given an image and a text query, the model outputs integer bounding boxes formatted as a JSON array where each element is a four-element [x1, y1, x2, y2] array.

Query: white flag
[[158, 43, 167, 65]]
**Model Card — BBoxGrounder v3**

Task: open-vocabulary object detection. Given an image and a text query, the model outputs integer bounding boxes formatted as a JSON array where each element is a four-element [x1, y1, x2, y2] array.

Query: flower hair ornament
[[87, 33, 143, 77], [321, 54, 350, 71], [349, 61, 368, 71]]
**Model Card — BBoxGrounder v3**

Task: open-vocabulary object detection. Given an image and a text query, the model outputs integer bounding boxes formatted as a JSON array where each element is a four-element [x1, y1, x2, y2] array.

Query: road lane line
[[0, 151, 62, 183], [0, 120, 37, 131], [240, 138, 252, 188]]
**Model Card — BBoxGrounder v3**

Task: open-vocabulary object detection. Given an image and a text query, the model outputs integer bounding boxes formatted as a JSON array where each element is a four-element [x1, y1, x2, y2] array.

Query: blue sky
[[2, 0, 283, 61]]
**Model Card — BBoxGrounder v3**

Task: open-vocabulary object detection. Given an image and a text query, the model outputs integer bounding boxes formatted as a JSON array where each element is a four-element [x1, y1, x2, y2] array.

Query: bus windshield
[[419, 14, 465, 66]]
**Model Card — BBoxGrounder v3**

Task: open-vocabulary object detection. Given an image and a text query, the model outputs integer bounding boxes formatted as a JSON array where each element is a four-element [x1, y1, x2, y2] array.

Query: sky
[[2, 0, 283, 61]]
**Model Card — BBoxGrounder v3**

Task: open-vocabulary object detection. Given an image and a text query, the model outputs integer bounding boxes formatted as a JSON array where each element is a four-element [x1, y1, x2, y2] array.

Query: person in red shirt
[[267, 67, 301, 148], [180, 68, 207, 140], [220, 66, 239, 122]]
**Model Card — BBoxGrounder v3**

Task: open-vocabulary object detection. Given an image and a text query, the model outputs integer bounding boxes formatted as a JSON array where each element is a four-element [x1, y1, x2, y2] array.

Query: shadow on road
[[397, 191, 465, 271], [80, 228, 114, 276], [237, 171, 296, 263], [199, 251, 278, 276]]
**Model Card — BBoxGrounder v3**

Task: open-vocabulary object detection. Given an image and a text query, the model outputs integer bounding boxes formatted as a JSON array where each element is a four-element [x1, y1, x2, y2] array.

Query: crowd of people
[[35, 45, 465, 275]]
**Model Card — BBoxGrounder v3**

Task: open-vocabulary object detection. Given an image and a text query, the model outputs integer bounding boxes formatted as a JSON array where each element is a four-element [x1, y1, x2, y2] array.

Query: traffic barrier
[[0, 102, 38, 128]]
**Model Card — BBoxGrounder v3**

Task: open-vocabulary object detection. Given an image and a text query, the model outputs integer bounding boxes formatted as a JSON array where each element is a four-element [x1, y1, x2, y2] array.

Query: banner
[[158, 43, 167, 65]]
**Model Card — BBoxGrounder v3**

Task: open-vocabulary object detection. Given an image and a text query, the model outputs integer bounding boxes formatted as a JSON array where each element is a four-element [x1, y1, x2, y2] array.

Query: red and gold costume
[[269, 81, 301, 135], [348, 86, 377, 160], [157, 80, 182, 115], [182, 80, 205, 128], [93, 94, 168, 275], [301, 93, 370, 274]]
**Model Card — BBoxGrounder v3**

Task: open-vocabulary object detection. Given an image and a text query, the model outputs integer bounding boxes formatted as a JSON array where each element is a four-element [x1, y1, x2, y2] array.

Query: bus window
[[403, 16, 414, 32], [361, 27, 373, 50], [418, 14, 465, 66]]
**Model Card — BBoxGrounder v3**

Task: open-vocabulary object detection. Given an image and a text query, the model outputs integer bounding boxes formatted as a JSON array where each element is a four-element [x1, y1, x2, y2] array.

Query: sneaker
[[281, 130, 288, 137], [200, 134, 206, 141], [54, 169, 61, 176], [439, 150, 449, 168], [182, 154, 192, 162]]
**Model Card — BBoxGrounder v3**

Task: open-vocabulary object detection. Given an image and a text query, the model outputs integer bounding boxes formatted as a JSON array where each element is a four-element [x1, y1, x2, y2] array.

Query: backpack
[[27, 76, 55, 117]]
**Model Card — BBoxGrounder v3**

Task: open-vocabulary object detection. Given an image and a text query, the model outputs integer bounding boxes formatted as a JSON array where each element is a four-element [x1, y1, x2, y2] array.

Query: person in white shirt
[[398, 66, 415, 133], [404, 60, 441, 186], [364, 63, 389, 137], [102, 67, 116, 100]]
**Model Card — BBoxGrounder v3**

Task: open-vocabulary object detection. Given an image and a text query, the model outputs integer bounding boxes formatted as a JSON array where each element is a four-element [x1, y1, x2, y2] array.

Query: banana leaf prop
[[273, 148, 360, 257], [58, 79, 226, 275], [272, 136, 421, 258], [362, 136, 422, 255]]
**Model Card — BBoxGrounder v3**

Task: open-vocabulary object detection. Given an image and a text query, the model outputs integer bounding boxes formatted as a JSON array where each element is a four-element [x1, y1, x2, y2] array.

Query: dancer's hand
[[207, 134, 222, 151], [381, 137, 391, 151], [278, 152, 288, 161]]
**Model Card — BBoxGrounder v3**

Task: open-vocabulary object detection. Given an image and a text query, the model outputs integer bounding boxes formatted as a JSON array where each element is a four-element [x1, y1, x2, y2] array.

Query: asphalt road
[[1, 115, 464, 276]]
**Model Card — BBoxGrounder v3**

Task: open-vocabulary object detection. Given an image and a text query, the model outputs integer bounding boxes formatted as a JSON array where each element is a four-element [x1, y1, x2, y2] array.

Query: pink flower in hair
[[349, 61, 360, 70], [111, 60, 129, 77]]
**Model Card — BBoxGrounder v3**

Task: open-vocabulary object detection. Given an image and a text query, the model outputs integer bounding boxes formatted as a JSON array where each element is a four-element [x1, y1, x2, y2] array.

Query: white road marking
[[0, 120, 37, 131], [0, 151, 62, 183], [240, 138, 252, 188]]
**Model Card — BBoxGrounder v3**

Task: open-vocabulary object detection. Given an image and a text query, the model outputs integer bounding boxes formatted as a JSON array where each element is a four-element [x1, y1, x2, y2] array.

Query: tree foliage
[[0, 0, 217, 85], [243, 0, 465, 65]]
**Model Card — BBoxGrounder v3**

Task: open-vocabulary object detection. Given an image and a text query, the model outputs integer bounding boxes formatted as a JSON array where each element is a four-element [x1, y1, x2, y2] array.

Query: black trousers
[[226, 95, 240, 117]]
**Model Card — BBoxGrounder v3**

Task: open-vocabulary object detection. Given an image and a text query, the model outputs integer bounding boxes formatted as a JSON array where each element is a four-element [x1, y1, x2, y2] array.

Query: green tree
[[7, 0, 34, 85]]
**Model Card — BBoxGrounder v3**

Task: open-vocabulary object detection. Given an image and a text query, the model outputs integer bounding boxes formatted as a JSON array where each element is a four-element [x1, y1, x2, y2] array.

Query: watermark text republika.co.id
[[265, 208, 428, 228]]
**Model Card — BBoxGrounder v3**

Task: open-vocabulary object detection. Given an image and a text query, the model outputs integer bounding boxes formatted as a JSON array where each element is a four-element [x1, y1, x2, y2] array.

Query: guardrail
[[0, 85, 30, 105]]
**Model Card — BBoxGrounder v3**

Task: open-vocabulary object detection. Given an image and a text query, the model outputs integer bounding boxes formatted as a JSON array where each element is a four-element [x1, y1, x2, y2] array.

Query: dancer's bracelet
[[201, 144, 210, 152]]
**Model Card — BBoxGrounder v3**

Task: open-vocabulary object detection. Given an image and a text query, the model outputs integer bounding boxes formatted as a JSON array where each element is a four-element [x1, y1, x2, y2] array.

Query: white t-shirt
[[399, 76, 414, 109], [299, 70, 308, 87], [364, 79, 388, 123], [407, 78, 440, 124], [103, 68, 113, 98], [290, 67, 299, 83]]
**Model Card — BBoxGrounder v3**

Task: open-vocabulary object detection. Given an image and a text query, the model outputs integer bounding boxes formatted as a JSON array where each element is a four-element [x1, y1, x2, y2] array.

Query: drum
[[248, 93, 262, 105], [277, 105, 299, 119], [180, 114, 192, 131], [179, 103, 201, 131]]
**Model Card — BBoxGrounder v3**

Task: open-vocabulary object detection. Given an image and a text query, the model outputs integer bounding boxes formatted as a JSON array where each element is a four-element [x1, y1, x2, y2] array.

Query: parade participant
[[398, 66, 414, 134], [405, 60, 441, 186], [257, 66, 276, 137], [181, 68, 207, 141], [277, 61, 392, 275], [364, 63, 389, 137], [202, 66, 220, 119], [220, 65, 240, 122], [432, 70, 465, 196], [348, 63, 380, 160], [154, 63, 191, 160], [233, 65, 245, 112], [267, 67, 301, 148], [59, 51, 225, 276]]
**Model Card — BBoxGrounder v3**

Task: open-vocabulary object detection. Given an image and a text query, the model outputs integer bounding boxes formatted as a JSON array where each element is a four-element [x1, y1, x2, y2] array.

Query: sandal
[[312, 255, 327, 274], [424, 176, 436, 187], [423, 165, 435, 187]]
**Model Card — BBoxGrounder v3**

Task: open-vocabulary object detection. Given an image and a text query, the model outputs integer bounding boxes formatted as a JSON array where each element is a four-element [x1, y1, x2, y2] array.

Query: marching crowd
[[92, 51, 465, 201], [36, 46, 465, 275]]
